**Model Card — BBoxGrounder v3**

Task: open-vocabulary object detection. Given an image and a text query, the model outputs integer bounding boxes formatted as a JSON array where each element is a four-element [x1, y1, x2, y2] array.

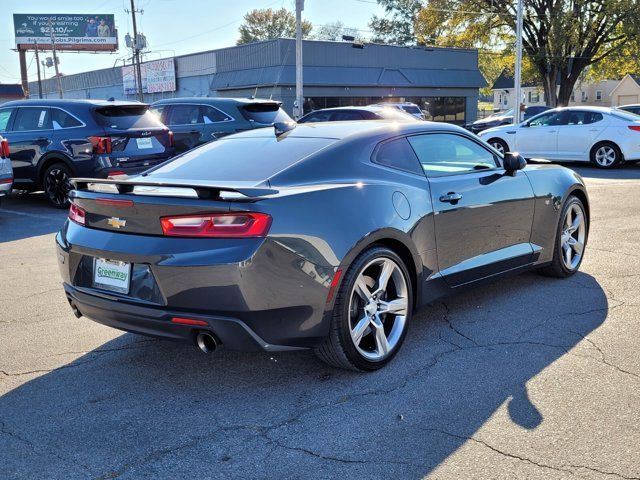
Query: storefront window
[[304, 96, 467, 124]]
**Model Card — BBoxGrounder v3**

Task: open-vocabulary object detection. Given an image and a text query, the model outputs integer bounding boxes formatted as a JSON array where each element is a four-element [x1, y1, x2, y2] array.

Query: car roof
[[306, 106, 405, 114], [619, 104, 640, 108], [1, 99, 144, 108], [151, 97, 281, 106], [227, 120, 463, 142]]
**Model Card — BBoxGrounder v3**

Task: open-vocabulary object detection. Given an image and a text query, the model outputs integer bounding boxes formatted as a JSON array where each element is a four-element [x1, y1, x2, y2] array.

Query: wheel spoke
[[376, 260, 395, 294], [564, 206, 573, 229], [354, 277, 372, 301], [379, 298, 408, 316], [563, 243, 572, 266], [569, 212, 582, 233], [351, 316, 371, 345], [571, 240, 584, 255], [371, 317, 390, 355]]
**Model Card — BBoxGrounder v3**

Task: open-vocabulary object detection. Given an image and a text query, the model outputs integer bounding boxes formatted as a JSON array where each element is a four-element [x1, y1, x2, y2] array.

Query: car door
[[515, 110, 566, 159], [556, 111, 607, 160], [6, 106, 53, 187], [408, 132, 536, 287], [164, 104, 203, 153]]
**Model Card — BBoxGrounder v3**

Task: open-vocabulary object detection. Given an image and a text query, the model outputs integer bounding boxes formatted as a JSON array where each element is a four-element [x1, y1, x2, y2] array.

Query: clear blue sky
[[0, 0, 384, 84]]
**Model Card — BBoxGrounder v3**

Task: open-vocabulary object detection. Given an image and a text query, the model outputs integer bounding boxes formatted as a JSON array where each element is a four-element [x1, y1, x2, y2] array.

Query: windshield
[[400, 105, 422, 114], [240, 103, 292, 125], [93, 105, 164, 130], [377, 108, 419, 121], [612, 109, 640, 121]]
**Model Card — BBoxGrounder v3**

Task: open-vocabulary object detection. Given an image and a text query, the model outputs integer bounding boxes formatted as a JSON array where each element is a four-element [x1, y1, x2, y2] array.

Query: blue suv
[[0, 99, 175, 207]]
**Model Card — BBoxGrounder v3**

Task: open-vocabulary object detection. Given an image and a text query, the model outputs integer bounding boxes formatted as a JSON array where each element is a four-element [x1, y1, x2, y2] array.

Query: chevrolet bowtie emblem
[[107, 217, 126, 229]]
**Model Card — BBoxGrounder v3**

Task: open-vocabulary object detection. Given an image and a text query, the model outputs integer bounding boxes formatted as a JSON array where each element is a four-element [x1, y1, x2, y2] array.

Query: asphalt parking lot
[[1, 164, 639, 479]]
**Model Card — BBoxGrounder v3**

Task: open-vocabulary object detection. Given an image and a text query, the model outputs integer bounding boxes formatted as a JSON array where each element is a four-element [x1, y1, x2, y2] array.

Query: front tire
[[315, 247, 413, 371], [42, 163, 72, 209], [590, 142, 622, 169], [539, 195, 588, 278], [488, 138, 509, 156]]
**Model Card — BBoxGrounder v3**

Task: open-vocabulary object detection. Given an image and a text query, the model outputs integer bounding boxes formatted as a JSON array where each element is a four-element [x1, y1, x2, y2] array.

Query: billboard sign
[[13, 14, 117, 51], [123, 58, 176, 95]]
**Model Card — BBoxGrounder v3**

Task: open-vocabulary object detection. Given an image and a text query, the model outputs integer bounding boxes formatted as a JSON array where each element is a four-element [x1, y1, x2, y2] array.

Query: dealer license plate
[[136, 137, 153, 149], [93, 258, 131, 294]]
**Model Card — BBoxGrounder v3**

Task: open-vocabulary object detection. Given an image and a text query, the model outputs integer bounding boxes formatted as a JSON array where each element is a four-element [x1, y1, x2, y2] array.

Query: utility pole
[[48, 17, 63, 99], [34, 42, 43, 99], [295, 0, 304, 119], [18, 50, 29, 99], [513, 0, 524, 124], [128, 0, 144, 102]]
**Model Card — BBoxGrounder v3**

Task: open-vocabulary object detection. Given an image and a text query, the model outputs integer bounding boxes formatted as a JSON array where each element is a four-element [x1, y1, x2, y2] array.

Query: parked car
[[297, 106, 418, 123], [150, 98, 293, 153], [478, 106, 640, 168], [370, 102, 426, 120], [0, 99, 175, 208], [465, 106, 552, 134], [58, 121, 589, 371], [618, 104, 640, 116], [0, 136, 12, 206]]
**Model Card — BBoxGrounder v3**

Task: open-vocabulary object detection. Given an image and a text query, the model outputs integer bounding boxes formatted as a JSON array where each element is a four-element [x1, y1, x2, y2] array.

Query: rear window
[[612, 109, 640, 121], [146, 136, 334, 182], [93, 105, 164, 129], [241, 103, 292, 125]]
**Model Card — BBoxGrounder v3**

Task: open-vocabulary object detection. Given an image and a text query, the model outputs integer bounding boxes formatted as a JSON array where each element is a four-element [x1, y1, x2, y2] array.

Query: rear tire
[[315, 247, 413, 371], [488, 138, 509, 156], [590, 142, 622, 169], [42, 163, 72, 209], [539, 195, 588, 278]]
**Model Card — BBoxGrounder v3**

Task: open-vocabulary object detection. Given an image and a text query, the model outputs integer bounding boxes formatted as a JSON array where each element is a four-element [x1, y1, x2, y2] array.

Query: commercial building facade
[[29, 39, 486, 124]]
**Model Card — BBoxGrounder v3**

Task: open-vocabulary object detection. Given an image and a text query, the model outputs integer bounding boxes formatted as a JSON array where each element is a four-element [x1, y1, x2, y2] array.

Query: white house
[[492, 70, 619, 110], [609, 74, 640, 106]]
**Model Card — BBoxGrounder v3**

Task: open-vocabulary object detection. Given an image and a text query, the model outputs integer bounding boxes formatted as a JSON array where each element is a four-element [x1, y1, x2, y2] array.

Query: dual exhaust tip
[[196, 331, 218, 354]]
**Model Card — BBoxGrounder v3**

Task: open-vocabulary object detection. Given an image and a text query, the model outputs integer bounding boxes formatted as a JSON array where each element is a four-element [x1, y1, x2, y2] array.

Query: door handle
[[439, 192, 463, 203], [189, 130, 200, 134], [589, 128, 599, 132], [36, 137, 49, 142], [548, 130, 556, 133]]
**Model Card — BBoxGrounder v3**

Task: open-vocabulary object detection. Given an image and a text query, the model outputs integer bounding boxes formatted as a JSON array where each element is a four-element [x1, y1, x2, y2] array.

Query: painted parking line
[[0, 209, 65, 220]]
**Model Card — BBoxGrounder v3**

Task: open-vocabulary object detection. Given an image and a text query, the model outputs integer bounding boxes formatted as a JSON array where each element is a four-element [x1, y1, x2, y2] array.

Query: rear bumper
[[56, 222, 335, 351], [64, 284, 301, 351]]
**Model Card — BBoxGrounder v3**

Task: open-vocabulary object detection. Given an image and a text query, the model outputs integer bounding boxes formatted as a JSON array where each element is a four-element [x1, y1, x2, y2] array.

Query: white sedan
[[478, 106, 640, 168]]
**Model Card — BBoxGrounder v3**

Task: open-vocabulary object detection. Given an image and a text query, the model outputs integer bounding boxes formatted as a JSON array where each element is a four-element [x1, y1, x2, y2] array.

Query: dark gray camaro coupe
[[56, 121, 589, 371]]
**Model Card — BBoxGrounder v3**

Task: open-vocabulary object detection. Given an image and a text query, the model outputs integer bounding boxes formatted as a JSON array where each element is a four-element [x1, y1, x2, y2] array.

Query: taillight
[[628, 125, 640, 132], [69, 203, 86, 226], [0, 139, 9, 158], [88, 136, 112, 154], [160, 212, 272, 238], [168, 131, 174, 147]]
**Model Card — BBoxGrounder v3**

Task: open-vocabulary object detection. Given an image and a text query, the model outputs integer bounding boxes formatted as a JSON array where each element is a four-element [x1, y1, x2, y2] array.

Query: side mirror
[[503, 152, 527, 173]]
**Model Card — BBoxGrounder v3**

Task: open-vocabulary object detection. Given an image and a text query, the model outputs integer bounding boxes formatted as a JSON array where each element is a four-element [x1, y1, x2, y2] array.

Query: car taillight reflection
[[88, 136, 112, 154], [69, 203, 86, 226], [0, 139, 10, 158]]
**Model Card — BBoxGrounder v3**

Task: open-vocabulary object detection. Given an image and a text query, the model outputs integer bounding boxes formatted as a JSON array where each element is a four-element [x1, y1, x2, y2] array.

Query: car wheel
[[488, 138, 509, 155], [315, 247, 413, 371], [539, 195, 588, 278], [43, 163, 72, 209], [590, 142, 622, 169]]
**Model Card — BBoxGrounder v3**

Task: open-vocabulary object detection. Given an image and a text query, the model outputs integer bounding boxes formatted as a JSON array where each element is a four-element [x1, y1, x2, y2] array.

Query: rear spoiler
[[70, 178, 279, 200]]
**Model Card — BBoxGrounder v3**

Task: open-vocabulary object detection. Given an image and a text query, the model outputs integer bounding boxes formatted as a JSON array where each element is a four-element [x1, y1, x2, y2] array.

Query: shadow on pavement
[[0, 272, 608, 478], [0, 192, 67, 243]]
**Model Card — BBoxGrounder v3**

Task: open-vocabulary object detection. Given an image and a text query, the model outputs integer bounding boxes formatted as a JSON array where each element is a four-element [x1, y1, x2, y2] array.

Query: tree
[[372, 0, 640, 106], [237, 8, 312, 45], [369, 0, 422, 45], [314, 21, 359, 41]]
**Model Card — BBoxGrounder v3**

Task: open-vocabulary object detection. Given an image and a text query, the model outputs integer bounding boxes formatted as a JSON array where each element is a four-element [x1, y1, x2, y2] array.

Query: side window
[[149, 105, 166, 123], [167, 104, 202, 125], [300, 111, 332, 123], [528, 111, 565, 127], [408, 133, 498, 177], [0, 108, 13, 131], [373, 137, 423, 175], [201, 105, 232, 123], [330, 111, 364, 121], [51, 109, 82, 129], [12, 107, 52, 131]]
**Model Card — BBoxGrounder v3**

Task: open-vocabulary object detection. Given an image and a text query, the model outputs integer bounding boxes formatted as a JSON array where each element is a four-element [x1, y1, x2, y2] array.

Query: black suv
[[150, 98, 292, 153], [0, 99, 175, 207]]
